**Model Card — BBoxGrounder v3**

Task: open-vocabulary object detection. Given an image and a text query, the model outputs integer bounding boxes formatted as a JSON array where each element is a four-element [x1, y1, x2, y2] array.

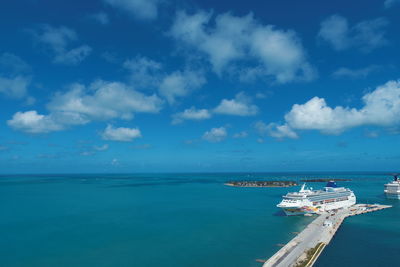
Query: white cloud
[[123, 56, 162, 88], [0, 76, 30, 99], [7, 111, 63, 134], [0, 53, 31, 73], [284, 97, 365, 134], [172, 107, 211, 124], [159, 70, 205, 104], [54, 45, 91, 64], [123, 57, 206, 103], [318, 15, 388, 52], [254, 120, 298, 140], [332, 65, 380, 79], [265, 123, 298, 139], [257, 138, 264, 143], [254, 121, 268, 136], [202, 126, 227, 143], [384, 0, 400, 8], [94, 144, 109, 151], [0, 53, 32, 99], [233, 131, 248, 138], [271, 79, 400, 136], [104, 0, 159, 20], [88, 12, 109, 25], [170, 10, 315, 83], [214, 92, 258, 116], [31, 25, 92, 64], [101, 124, 141, 142], [8, 80, 163, 133], [47, 80, 163, 123]]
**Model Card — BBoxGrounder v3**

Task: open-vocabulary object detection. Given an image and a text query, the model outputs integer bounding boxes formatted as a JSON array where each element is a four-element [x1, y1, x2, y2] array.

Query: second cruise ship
[[277, 181, 356, 216], [384, 174, 400, 199]]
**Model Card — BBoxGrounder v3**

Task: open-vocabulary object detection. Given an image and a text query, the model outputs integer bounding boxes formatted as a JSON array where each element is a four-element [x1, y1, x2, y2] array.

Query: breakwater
[[262, 204, 392, 267]]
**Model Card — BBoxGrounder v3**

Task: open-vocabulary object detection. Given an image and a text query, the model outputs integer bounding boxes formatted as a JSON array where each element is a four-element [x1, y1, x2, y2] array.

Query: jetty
[[262, 204, 392, 267]]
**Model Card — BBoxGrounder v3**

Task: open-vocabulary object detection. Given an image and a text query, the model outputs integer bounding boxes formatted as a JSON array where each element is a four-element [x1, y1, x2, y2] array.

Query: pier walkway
[[262, 204, 392, 267]]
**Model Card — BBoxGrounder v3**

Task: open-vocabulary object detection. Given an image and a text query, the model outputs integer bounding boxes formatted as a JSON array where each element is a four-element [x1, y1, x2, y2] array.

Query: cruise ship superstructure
[[384, 174, 400, 199], [277, 182, 356, 216]]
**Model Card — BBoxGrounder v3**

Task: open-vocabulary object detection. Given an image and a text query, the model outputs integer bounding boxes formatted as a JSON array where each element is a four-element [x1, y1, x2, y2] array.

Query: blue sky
[[0, 0, 400, 173]]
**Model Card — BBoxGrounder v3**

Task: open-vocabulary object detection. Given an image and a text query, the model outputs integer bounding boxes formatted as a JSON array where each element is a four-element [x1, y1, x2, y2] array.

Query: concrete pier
[[262, 204, 392, 267]]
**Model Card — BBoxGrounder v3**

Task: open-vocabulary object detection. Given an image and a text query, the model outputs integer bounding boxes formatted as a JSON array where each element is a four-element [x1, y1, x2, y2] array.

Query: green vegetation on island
[[225, 180, 298, 187]]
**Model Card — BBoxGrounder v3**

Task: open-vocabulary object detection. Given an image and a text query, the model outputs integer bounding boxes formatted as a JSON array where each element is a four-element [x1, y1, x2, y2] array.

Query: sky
[[0, 0, 400, 173]]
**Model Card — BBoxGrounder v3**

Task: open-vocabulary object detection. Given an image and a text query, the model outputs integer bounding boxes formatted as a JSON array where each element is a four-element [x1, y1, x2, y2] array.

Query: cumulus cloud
[[123, 56, 162, 88], [47, 80, 163, 123], [332, 65, 380, 79], [104, 0, 159, 20], [7, 111, 63, 134], [0, 53, 31, 73], [170, 10, 315, 83], [214, 92, 258, 116], [0, 53, 32, 99], [265, 123, 298, 139], [123, 56, 206, 103], [159, 70, 205, 104], [171, 92, 259, 124], [8, 80, 163, 133], [0, 76, 31, 99], [233, 131, 248, 138], [172, 107, 212, 124], [318, 15, 388, 52], [88, 12, 109, 25], [101, 124, 141, 142], [202, 126, 227, 142], [270, 79, 400, 136], [94, 144, 109, 151], [384, 0, 400, 8], [30, 25, 92, 64]]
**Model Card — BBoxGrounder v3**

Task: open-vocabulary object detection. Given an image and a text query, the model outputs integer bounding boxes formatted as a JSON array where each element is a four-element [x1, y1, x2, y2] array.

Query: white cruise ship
[[277, 181, 356, 216], [384, 174, 400, 199]]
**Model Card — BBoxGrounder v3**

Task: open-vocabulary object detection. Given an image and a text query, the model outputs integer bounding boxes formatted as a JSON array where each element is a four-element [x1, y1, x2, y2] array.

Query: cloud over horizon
[[268, 79, 400, 137]]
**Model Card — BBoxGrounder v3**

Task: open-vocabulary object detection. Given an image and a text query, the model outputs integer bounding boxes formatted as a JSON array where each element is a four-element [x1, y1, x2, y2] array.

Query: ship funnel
[[390, 173, 400, 181], [326, 181, 338, 188]]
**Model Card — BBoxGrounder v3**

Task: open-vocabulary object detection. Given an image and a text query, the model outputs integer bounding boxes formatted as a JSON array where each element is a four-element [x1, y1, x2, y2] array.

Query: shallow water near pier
[[0, 173, 398, 267]]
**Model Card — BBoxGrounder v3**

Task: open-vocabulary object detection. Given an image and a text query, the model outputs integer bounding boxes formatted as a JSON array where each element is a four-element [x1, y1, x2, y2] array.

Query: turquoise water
[[0, 173, 398, 267]]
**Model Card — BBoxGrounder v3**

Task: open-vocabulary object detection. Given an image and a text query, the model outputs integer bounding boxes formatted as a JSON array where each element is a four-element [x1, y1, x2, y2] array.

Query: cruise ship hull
[[385, 192, 400, 199], [280, 198, 356, 215], [281, 207, 315, 216]]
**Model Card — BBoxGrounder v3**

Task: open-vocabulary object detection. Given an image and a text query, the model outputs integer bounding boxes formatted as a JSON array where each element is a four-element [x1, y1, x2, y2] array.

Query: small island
[[225, 180, 298, 187], [300, 178, 351, 182]]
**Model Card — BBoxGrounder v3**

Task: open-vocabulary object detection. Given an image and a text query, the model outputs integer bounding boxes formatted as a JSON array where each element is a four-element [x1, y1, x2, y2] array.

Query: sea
[[0, 173, 399, 267]]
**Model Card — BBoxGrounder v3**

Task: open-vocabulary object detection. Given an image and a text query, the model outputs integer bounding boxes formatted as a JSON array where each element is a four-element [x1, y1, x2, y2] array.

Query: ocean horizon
[[1, 172, 399, 267]]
